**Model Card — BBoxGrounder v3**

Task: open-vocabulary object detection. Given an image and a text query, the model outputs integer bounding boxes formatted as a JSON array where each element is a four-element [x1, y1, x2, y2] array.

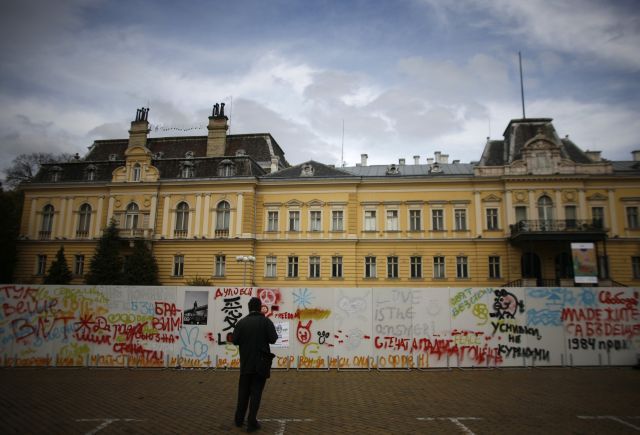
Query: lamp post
[[236, 255, 256, 287]]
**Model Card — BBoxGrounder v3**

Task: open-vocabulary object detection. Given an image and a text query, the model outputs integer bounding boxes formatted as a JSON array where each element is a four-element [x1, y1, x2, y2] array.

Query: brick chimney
[[207, 103, 228, 157], [128, 107, 150, 148]]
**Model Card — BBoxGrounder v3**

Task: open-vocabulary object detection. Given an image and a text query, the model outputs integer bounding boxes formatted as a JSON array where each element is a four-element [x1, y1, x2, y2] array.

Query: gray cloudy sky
[[1, 0, 639, 179]]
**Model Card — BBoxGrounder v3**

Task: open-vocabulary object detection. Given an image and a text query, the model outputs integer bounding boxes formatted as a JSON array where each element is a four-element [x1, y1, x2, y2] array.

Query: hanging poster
[[571, 242, 598, 284]]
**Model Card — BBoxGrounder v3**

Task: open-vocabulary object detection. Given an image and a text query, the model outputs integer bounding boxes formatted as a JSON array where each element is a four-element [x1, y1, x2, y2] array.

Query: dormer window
[[235, 149, 246, 156], [86, 165, 97, 181], [218, 160, 235, 177], [132, 163, 141, 181], [386, 164, 400, 175], [181, 161, 194, 178], [109, 154, 118, 161], [50, 166, 62, 182], [153, 151, 164, 159], [301, 163, 314, 177], [185, 151, 194, 158], [430, 163, 442, 173]]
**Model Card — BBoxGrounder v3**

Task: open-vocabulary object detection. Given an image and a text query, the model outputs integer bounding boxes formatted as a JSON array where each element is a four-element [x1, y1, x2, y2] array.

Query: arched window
[[175, 202, 189, 237], [538, 195, 554, 221], [218, 160, 235, 177], [125, 203, 139, 229], [77, 203, 92, 237], [40, 204, 54, 239], [215, 201, 230, 237], [132, 163, 141, 182], [86, 165, 97, 181], [181, 164, 194, 178]]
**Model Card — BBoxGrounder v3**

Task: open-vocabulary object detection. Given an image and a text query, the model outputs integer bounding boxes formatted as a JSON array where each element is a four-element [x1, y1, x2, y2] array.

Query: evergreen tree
[[85, 218, 123, 285], [123, 240, 159, 285], [44, 246, 72, 284], [0, 187, 23, 283]]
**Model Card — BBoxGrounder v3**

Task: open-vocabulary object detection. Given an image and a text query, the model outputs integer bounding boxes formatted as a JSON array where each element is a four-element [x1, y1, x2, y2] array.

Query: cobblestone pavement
[[1, 368, 639, 434]]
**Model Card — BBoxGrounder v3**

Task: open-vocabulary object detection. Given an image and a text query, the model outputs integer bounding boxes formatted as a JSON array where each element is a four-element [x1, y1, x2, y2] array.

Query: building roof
[[343, 162, 475, 177], [264, 160, 355, 179]]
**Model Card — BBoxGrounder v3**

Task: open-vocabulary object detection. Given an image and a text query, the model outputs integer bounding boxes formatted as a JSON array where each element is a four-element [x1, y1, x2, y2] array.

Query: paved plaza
[[1, 367, 639, 434]]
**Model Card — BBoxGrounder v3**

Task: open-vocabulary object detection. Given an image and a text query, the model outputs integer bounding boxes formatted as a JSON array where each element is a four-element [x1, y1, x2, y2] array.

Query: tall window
[[309, 256, 321, 278], [489, 256, 501, 279], [310, 211, 322, 231], [132, 163, 141, 181], [41, 204, 54, 237], [173, 255, 184, 277], [409, 210, 421, 231], [332, 210, 344, 231], [538, 195, 554, 221], [218, 161, 235, 177], [216, 201, 230, 236], [74, 255, 85, 276], [125, 203, 139, 229], [365, 256, 377, 278], [265, 256, 277, 278], [410, 256, 422, 278], [456, 256, 469, 278], [77, 203, 92, 236], [591, 206, 605, 228], [626, 207, 638, 229], [515, 206, 527, 223], [633, 257, 640, 279], [267, 211, 279, 231], [432, 209, 444, 231], [86, 167, 96, 181], [386, 210, 399, 231], [433, 256, 445, 278], [387, 256, 399, 278], [181, 165, 194, 178], [289, 211, 300, 231], [36, 255, 47, 275], [215, 255, 226, 277], [364, 210, 376, 231], [454, 209, 467, 230], [565, 205, 577, 228], [175, 202, 189, 236], [287, 256, 298, 278], [332, 256, 343, 278], [486, 208, 499, 230]]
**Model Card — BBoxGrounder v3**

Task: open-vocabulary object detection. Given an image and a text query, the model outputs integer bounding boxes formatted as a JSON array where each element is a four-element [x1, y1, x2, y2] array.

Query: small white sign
[[272, 321, 290, 348]]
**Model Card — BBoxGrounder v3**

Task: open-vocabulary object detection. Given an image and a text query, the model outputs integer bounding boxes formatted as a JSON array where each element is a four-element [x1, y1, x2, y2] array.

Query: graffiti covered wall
[[1, 285, 638, 369]]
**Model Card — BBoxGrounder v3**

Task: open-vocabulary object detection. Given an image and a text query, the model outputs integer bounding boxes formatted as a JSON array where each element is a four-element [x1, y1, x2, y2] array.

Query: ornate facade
[[14, 108, 640, 287]]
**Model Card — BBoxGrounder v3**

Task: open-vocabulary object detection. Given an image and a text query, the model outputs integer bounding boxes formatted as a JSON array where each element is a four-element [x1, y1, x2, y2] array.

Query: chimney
[[632, 150, 640, 161], [361, 153, 368, 166], [427, 158, 434, 165], [270, 156, 280, 173], [434, 151, 441, 163], [440, 154, 449, 164], [585, 150, 602, 162], [452, 159, 460, 164], [128, 107, 150, 148], [413, 155, 420, 165], [207, 102, 228, 157], [399, 158, 405, 166]]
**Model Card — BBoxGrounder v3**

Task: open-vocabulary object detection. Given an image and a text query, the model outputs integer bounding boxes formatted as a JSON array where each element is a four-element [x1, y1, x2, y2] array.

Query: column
[[66, 197, 75, 238], [187, 205, 194, 238], [162, 194, 171, 238], [94, 196, 104, 237], [236, 193, 244, 238], [203, 194, 211, 238], [149, 194, 158, 236], [28, 197, 38, 238], [55, 197, 66, 238], [194, 194, 202, 237], [554, 190, 564, 220], [505, 191, 514, 227], [474, 191, 482, 237], [578, 189, 587, 221], [528, 190, 536, 220], [608, 189, 618, 234], [107, 196, 115, 224]]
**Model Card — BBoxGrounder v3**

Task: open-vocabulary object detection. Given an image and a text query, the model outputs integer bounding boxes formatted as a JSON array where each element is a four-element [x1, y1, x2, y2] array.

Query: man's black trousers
[[235, 373, 267, 426]]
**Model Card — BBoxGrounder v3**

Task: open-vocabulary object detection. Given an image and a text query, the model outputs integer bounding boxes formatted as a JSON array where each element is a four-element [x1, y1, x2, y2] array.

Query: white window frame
[[433, 256, 445, 279], [287, 256, 299, 278], [432, 209, 444, 231], [74, 254, 85, 276], [456, 256, 469, 278], [36, 255, 47, 275], [215, 255, 226, 277], [386, 209, 399, 231], [332, 256, 343, 278], [309, 210, 322, 232], [410, 256, 422, 278], [626, 206, 639, 229], [409, 209, 421, 231], [331, 210, 344, 231], [365, 256, 377, 278], [364, 209, 377, 231], [486, 208, 499, 230], [309, 256, 321, 278], [267, 210, 279, 232], [489, 256, 501, 279], [387, 256, 399, 278], [173, 255, 184, 277], [454, 208, 467, 231], [289, 210, 300, 232], [265, 256, 277, 278]]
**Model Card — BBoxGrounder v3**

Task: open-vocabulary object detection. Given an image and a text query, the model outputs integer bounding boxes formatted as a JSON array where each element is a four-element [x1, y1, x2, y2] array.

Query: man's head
[[248, 297, 261, 313]]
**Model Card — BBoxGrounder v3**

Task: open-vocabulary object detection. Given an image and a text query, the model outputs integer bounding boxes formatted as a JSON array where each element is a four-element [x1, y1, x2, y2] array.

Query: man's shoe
[[246, 421, 261, 432], [234, 420, 243, 428]]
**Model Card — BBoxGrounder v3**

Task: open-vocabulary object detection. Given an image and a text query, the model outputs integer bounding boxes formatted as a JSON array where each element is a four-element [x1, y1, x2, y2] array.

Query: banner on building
[[571, 242, 598, 284]]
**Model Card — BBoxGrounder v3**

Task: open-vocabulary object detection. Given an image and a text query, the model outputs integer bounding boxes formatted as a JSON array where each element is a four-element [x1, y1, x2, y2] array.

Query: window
[[454, 209, 467, 231], [77, 203, 92, 237], [332, 256, 343, 278], [74, 255, 85, 276], [591, 206, 605, 228], [181, 165, 194, 178], [332, 210, 344, 231], [289, 211, 300, 231], [410, 256, 422, 278], [36, 255, 47, 275], [486, 208, 499, 230], [50, 167, 62, 182], [633, 257, 640, 279], [364, 210, 377, 231], [267, 211, 279, 231], [365, 256, 377, 278], [309, 256, 320, 278], [216, 201, 230, 236], [287, 256, 299, 278], [125, 203, 139, 229], [215, 255, 226, 277], [41, 205, 54, 238], [265, 256, 277, 278], [175, 202, 189, 236], [456, 256, 469, 278], [387, 256, 399, 278], [515, 206, 527, 223], [218, 160, 235, 177], [432, 209, 444, 231], [489, 256, 501, 279], [310, 211, 322, 231], [626, 207, 638, 229], [565, 205, 577, 228], [433, 256, 445, 279], [409, 210, 421, 231], [537, 195, 554, 221], [386, 210, 399, 231], [173, 255, 184, 277], [86, 166, 96, 181], [132, 163, 141, 181]]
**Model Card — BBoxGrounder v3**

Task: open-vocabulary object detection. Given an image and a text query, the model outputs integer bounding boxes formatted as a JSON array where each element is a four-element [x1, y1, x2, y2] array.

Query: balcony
[[38, 231, 51, 240], [112, 211, 152, 239], [509, 219, 607, 243], [214, 229, 229, 238]]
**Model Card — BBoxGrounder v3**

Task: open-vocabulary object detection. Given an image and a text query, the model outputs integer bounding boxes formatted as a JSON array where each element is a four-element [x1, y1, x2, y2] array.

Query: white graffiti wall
[[1, 285, 638, 369]]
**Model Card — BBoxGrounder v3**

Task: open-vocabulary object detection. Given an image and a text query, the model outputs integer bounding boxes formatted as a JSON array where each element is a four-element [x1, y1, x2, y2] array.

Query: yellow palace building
[[14, 106, 640, 287]]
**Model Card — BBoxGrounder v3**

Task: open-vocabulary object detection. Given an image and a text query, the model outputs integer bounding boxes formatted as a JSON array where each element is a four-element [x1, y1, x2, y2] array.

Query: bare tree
[[3, 152, 73, 189]]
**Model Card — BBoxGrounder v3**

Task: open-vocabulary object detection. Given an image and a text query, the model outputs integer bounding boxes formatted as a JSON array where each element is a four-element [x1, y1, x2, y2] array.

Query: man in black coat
[[233, 297, 278, 432]]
